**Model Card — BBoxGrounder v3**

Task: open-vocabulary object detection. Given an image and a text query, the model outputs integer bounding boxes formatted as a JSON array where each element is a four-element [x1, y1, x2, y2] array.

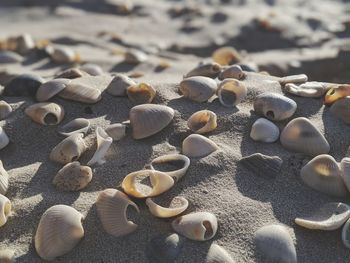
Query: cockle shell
[[122, 170, 174, 198], [342, 218, 350, 249], [0, 51, 23, 63], [0, 127, 9, 150], [130, 104, 174, 139], [96, 188, 139, 237], [284, 81, 329, 98], [34, 205, 84, 261], [280, 117, 330, 156], [250, 118, 280, 143], [217, 79, 247, 107], [300, 154, 348, 197], [0, 194, 11, 227], [4, 73, 44, 97], [146, 197, 189, 218], [53, 161, 92, 191], [295, 202, 350, 230], [150, 153, 190, 181], [182, 134, 218, 158], [106, 74, 136, 96], [105, 123, 127, 141], [127, 83, 156, 104], [240, 153, 283, 178], [0, 101, 12, 120], [179, 76, 217, 103], [184, 62, 222, 79], [87, 127, 113, 166], [55, 68, 85, 79], [254, 224, 297, 263], [80, 63, 103, 76], [25, 102, 65, 125], [187, 110, 217, 134], [36, 79, 70, 102], [171, 212, 218, 241], [0, 160, 9, 195], [341, 157, 350, 192], [50, 133, 87, 164], [205, 243, 236, 263], [212, 46, 241, 66], [253, 93, 297, 121], [0, 248, 15, 263], [218, 64, 246, 80], [58, 83, 101, 104], [324, 84, 350, 106], [58, 118, 90, 137], [49, 46, 80, 63], [279, 74, 308, 85], [330, 97, 350, 124]]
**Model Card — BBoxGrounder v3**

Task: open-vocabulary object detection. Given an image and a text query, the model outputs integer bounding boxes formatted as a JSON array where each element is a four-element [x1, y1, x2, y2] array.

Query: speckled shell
[[0, 194, 11, 227], [106, 74, 136, 96], [58, 83, 101, 104], [25, 102, 65, 125], [179, 76, 217, 103], [218, 64, 245, 80], [127, 83, 156, 104], [0, 127, 9, 150], [217, 79, 247, 107], [187, 110, 217, 134], [250, 118, 280, 143], [58, 118, 90, 137], [87, 127, 113, 166], [0, 160, 9, 195], [330, 97, 350, 124], [324, 84, 350, 106], [184, 62, 222, 79], [205, 243, 236, 263], [182, 134, 218, 158], [150, 153, 190, 181], [146, 196, 189, 218], [36, 79, 70, 102], [0, 101, 12, 120]]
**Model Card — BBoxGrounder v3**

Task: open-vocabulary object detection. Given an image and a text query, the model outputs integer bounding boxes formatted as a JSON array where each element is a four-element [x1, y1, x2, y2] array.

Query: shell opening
[[220, 88, 237, 105], [266, 110, 275, 120], [328, 89, 336, 96], [203, 220, 213, 239], [44, 113, 58, 125], [152, 159, 186, 173]]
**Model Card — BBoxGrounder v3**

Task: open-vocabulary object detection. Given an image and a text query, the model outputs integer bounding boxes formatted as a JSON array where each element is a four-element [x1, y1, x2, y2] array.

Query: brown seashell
[[179, 76, 217, 103], [36, 79, 70, 102], [182, 134, 218, 158], [330, 97, 350, 124], [184, 62, 222, 79], [217, 79, 247, 107], [187, 110, 217, 134], [324, 84, 350, 106], [58, 82, 101, 104], [106, 74, 136, 96], [0, 101, 12, 120], [146, 196, 189, 218], [127, 83, 156, 104], [218, 64, 246, 80], [212, 46, 241, 66], [25, 102, 65, 125]]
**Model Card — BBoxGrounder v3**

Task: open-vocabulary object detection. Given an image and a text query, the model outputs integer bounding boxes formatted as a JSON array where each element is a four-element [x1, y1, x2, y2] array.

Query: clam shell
[[279, 74, 308, 85], [342, 218, 350, 249], [250, 118, 280, 143], [254, 93, 297, 121], [171, 212, 218, 241], [0, 101, 12, 120], [212, 46, 241, 66], [106, 74, 136, 96], [105, 123, 127, 141], [184, 62, 222, 79], [182, 134, 218, 158], [284, 81, 329, 98], [205, 243, 235, 263], [280, 117, 330, 156], [254, 224, 297, 263], [145, 233, 184, 263], [4, 73, 44, 97], [50, 133, 87, 164], [0, 160, 9, 195], [80, 63, 103, 76], [0, 127, 10, 150], [50, 46, 80, 63], [36, 79, 70, 102], [217, 79, 247, 107], [25, 102, 65, 125], [127, 83, 156, 104], [324, 84, 350, 106], [0, 248, 15, 263], [187, 110, 217, 134], [341, 157, 350, 192], [58, 118, 90, 137], [150, 153, 190, 181], [87, 127, 113, 166], [330, 97, 350, 124], [146, 197, 189, 218], [58, 83, 101, 104], [300, 154, 348, 197], [240, 153, 283, 178], [53, 161, 92, 191], [124, 49, 148, 64], [0, 194, 11, 227], [55, 68, 85, 79], [295, 202, 350, 230], [179, 76, 217, 103], [218, 64, 245, 80], [34, 205, 84, 261], [0, 51, 23, 63], [96, 188, 139, 237], [130, 104, 174, 139]]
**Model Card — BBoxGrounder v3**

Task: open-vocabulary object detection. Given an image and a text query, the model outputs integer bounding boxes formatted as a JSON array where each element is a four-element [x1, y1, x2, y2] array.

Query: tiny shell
[[179, 76, 217, 103], [182, 134, 218, 158], [58, 83, 101, 104], [0, 160, 9, 195], [4, 73, 44, 97], [0, 51, 23, 63], [0, 194, 11, 227], [240, 153, 283, 178], [218, 64, 246, 80], [0, 248, 15, 263], [150, 153, 190, 181], [184, 62, 222, 79], [342, 218, 350, 249], [146, 197, 189, 218], [187, 110, 217, 134], [341, 157, 350, 192], [124, 49, 148, 64], [36, 79, 70, 101], [105, 123, 127, 141], [279, 74, 308, 85], [106, 74, 136, 96], [50, 46, 80, 63], [0, 127, 10, 150], [284, 82, 329, 98], [0, 101, 12, 120], [324, 84, 350, 106], [217, 79, 247, 107], [25, 102, 65, 125], [250, 118, 280, 143], [55, 68, 85, 79], [87, 127, 113, 166], [127, 83, 156, 104], [80, 63, 103, 76], [205, 243, 236, 263], [330, 97, 350, 124], [58, 118, 90, 137], [212, 46, 241, 66]]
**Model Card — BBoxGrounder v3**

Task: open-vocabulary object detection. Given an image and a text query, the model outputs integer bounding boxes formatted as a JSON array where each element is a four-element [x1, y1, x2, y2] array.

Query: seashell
[[295, 202, 350, 230], [122, 170, 174, 198], [179, 76, 217, 103], [130, 104, 174, 139], [184, 62, 222, 79], [105, 123, 126, 141], [280, 117, 330, 156], [50, 46, 80, 63], [238, 63, 257, 72], [254, 224, 297, 263], [150, 153, 190, 181], [34, 205, 84, 261], [4, 73, 44, 97], [0, 127, 10, 150], [53, 161, 92, 191], [187, 110, 217, 134], [250, 118, 280, 143], [330, 97, 350, 124], [284, 81, 329, 98], [55, 68, 85, 79], [145, 233, 184, 263], [146, 197, 189, 218], [240, 153, 283, 178], [218, 64, 246, 80], [0, 248, 15, 263], [15, 33, 35, 54], [96, 188, 139, 237], [106, 74, 136, 96], [212, 46, 241, 66], [0, 160, 9, 195], [253, 93, 297, 121], [124, 49, 148, 64], [324, 84, 350, 106], [0, 51, 23, 63], [58, 118, 90, 137], [58, 83, 101, 104], [127, 83, 156, 104], [342, 218, 350, 249], [0, 101, 12, 120], [171, 212, 218, 241], [300, 154, 348, 197], [25, 102, 65, 125], [279, 74, 308, 85], [80, 63, 103, 76], [182, 134, 218, 158], [217, 79, 247, 107], [36, 78, 70, 102], [87, 127, 113, 166], [205, 243, 236, 263], [0, 194, 11, 227], [341, 157, 350, 192], [50, 133, 87, 164]]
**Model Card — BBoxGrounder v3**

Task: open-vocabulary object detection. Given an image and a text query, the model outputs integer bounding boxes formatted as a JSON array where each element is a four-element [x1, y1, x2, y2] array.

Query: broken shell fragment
[[0, 51, 23, 63], [0, 160, 9, 195], [342, 218, 350, 249], [146, 197, 189, 218], [330, 97, 350, 124], [80, 63, 103, 76], [105, 123, 127, 141], [212, 46, 241, 66], [171, 212, 218, 241], [87, 127, 113, 166], [324, 84, 350, 106], [124, 49, 148, 64], [295, 202, 350, 230], [53, 161, 92, 191], [106, 74, 136, 96], [184, 62, 222, 79], [0, 248, 15, 263], [58, 83, 101, 104], [49, 46, 80, 63], [58, 118, 90, 137], [250, 118, 280, 143], [96, 188, 139, 237], [182, 134, 218, 158], [279, 74, 308, 85], [205, 243, 236, 263], [0, 194, 11, 227], [0, 101, 12, 120], [127, 83, 156, 104], [34, 205, 84, 261], [284, 81, 329, 98], [187, 110, 217, 134], [179, 76, 217, 103], [341, 157, 350, 192], [150, 153, 190, 181], [218, 64, 245, 80], [0, 127, 9, 150], [25, 102, 65, 125], [240, 153, 283, 178], [217, 79, 247, 107], [4, 73, 44, 97], [36, 79, 70, 101]]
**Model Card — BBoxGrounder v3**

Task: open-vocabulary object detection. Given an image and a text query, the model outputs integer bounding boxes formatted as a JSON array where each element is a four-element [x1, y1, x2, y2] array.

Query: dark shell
[[55, 68, 85, 79], [4, 73, 45, 97], [240, 153, 283, 178]]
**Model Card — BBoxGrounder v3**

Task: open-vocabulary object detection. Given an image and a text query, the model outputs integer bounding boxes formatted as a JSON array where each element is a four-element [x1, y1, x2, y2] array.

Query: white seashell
[[58, 118, 90, 137], [124, 49, 148, 64], [182, 134, 218, 158], [0, 248, 15, 263], [218, 64, 245, 80], [283, 81, 329, 98], [341, 157, 350, 192], [49, 46, 80, 64], [171, 212, 218, 241], [184, 62, 222, 79], [179, 76, 217, 103], [0, 127, 9, 150], [25, 102, 65, 125], [250, 118, 280, 143], [279, 74, 308, 85], [150, 153, 190, 181], [80, 63, 103, 76], [36, 79, 70, 102], [324, 84, 350, 106], [187, 110, 217, 134], [205, 243, 236, 263], [87, 127, 113, 166], [0, 51, 23, 63], [342, 218, 350, 249], [0, 160, 9, 195], [127, 83, 156, 104], [295, 202, 350, 230], [146, 197, 189, 218], [34, 205, 84, 261], [105, 123, 127, 141], [0, 194, 11, 227], [217, 79, 247, 107], [96, 188, 139, 237], [58, 83, 101, 104], [330, 97, 350, 125], [106, 74, 136, 96], [122, 170, 174, 198], [50, 133, 87, 164], [0, 101, 12, 120]]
